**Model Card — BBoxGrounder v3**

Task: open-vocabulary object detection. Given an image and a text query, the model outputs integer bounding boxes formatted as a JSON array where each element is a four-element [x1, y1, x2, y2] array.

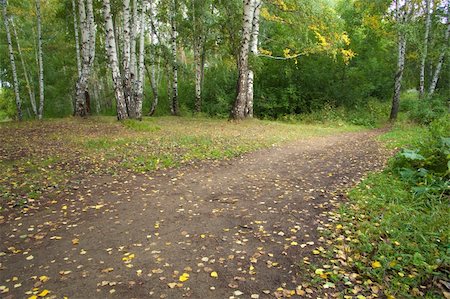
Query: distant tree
[[429, 0, 449, 96], [2, 0, 22, 120], [35, 0, 45, 120], [390, 0, 412, 121], [419, 0, 432, 98]]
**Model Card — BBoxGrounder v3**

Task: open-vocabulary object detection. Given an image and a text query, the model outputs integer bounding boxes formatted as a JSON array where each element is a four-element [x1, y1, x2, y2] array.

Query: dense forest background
[[0, 0, 449, 123]]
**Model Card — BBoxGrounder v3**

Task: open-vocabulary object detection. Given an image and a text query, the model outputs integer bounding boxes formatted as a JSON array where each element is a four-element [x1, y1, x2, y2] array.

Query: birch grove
[[0, 0, 449, 122]]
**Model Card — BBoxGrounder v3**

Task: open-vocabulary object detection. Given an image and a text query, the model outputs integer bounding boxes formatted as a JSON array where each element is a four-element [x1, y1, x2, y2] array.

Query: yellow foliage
[[260, 7, 285, 23], [341, 49, 356, 64], [259, 48, 273, 56], [362, 15, 381, 31]]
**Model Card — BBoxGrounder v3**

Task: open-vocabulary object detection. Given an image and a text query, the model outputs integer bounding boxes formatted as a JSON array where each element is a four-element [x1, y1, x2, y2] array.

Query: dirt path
[[0, 130, 388, 299]]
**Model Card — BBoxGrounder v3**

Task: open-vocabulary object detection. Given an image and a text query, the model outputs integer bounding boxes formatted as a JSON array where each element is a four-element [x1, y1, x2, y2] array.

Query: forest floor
[[0, 118, 389, 298]]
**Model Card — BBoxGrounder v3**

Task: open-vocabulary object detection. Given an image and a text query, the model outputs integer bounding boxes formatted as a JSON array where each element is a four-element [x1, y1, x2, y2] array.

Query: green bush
[[400, 91, 448, 125]]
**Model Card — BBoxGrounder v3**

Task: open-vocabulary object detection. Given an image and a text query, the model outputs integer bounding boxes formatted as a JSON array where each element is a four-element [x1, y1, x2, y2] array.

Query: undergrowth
[[331, 116, 449, 298]]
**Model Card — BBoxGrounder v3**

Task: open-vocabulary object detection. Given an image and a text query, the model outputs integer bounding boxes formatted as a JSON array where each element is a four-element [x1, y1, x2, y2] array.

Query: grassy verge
[[0, 116, 363, 211], [319, 119, 449, 298]]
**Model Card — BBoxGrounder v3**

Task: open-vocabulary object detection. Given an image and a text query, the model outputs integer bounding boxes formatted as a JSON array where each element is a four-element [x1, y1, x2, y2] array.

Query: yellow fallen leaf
[[167, 282, 177, 289], [315, 269, 324, 275], [39, 276, 49, 282], [290, 241, 298, 246], [179, 273, 189, 282], [38, 289, 49, 297], [200, 234, 206, 239], [72, 238, 79, 245], [28, 296, 37, 299], [371, 261, 382, 269], [62, 205, 67, 210], [210, 271, 218, 278]]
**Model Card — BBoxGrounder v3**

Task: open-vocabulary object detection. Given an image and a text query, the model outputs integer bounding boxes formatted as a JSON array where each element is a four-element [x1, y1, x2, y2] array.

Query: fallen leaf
[[179, 273, 189, 282], [371, 261, 382, 269], [38, 289, 49, 297]]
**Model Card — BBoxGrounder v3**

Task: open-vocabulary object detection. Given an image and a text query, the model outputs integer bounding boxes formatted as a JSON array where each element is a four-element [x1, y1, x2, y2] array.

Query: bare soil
[[0, 130, 388, 299]]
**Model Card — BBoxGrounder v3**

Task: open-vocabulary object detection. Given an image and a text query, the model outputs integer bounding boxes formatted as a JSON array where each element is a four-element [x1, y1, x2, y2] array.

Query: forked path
[[0, 131, 388, 299]]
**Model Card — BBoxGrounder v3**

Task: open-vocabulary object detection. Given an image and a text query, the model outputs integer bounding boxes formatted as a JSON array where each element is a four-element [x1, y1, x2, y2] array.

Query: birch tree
[[103, 0, 128, 120], [11, 20, 36, 116], [1, 2, 23, 121], [245, 0, 262, 118], [36, 0, 45, 120], [419, 0, 432, 98], [75, 0, 97, 117], [191, 0, 211, 113], [389, 0, 409, 121], [231, 0, 255, 120], [72, 0, 82, 78], [122, 0, 134, 117], [147, 0, 159, 116], [134, 0, 146, 119], [429, 0, 449, 96], [170, 0, 179, 116]]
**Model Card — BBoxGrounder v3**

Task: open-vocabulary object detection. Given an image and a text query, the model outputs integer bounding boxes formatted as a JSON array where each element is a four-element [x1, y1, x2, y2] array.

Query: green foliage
[[400, 91, 448, 125], [0, 89, 16, 121], [340, 118, 450, 297], [275, 98, 390, 128]]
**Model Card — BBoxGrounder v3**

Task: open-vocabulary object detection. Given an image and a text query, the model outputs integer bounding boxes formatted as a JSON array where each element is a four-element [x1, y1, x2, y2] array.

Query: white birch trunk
[[36, 0, 45, 120], [103, 0, 128, 120], [171, 0, 179, 116], [147, 0, 158, 116], [135, 0, 145, 120], [390, 0, 407, 121], [11, 19, 36, 116], [246, 0, 261, 118], [75, 0, 96, 116], [130, 0, 138, 83], [122, 0, 134, 117], [2, 1, 22, 120], [429, 0, 449, 96], [194, 35, 202, 113], [72, 0, 82, 77], [231, 0, 255, 120], [419, 0, 431, 98]]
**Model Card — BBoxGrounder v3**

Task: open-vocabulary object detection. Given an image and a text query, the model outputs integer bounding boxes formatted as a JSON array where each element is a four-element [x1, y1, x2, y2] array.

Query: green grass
[[325, 119, 449, 298]]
